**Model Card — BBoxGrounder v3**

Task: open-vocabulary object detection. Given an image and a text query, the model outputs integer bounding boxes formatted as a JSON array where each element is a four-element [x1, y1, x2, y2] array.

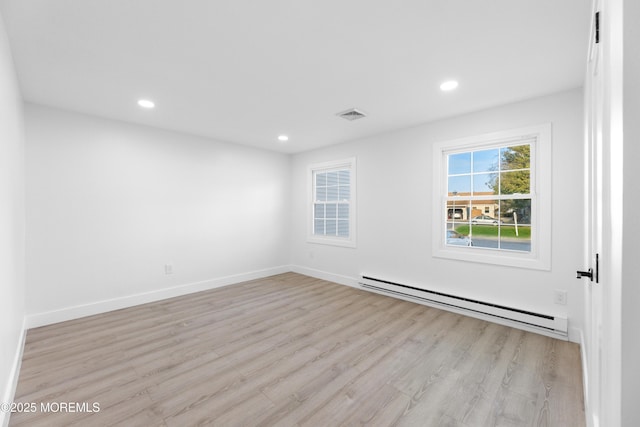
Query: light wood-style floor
[[10, 273, 585, 426]]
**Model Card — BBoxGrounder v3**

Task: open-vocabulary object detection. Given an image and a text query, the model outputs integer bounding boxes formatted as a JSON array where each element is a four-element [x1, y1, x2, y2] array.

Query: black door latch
[[576, 269, 593, 281]]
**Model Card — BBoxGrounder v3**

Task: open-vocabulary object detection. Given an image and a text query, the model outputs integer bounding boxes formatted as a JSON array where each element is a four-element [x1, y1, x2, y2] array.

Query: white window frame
[[432, 124, 551, 270], [307, 157, 357, 248]]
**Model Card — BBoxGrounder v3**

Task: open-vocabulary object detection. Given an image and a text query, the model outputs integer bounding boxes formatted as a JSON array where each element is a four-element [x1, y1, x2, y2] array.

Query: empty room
[[1, 0, 638, 426]]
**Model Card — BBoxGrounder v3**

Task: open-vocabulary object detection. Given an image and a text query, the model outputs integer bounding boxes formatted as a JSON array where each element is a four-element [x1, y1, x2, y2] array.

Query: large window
[[432, 125, 551, 270], [447, 143, 532, 251], [308, 158, 356, 247]]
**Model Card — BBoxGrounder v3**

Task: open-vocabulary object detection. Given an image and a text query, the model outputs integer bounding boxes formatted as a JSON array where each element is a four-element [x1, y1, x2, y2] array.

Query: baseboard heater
[[360, 275, 568, 338]]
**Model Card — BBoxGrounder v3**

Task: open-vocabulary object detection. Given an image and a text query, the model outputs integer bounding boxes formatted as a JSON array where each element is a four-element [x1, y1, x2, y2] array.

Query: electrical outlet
[[165, 264, 173, 275], [554, 289, 567, 305]]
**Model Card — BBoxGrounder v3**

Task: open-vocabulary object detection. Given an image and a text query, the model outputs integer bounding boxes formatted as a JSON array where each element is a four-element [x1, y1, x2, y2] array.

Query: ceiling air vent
[[336, 108, 367, 121]]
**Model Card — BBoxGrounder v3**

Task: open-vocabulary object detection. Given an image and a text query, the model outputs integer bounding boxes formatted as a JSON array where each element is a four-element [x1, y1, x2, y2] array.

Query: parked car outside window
[[471, 215, 502, 226]]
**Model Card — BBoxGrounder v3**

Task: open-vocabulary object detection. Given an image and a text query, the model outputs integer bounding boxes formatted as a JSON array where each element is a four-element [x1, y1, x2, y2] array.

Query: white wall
[[0, 8, 25, 427], [25, 105, 290, 324], [622, 0, 640, 423], [291, 89, 585, 341]]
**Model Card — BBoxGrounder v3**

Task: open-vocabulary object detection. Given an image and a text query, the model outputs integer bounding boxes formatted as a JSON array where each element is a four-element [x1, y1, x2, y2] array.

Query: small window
[[432, 124, 551, 270], [308, 158, 356, 247]]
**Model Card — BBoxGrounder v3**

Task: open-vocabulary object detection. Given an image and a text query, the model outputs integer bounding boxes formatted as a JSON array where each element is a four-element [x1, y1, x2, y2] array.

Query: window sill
[[432, 244, 550, 270], [307, 235, 356, 248]]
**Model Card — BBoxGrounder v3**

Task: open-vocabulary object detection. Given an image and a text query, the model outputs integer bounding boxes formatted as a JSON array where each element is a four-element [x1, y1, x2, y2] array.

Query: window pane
[[327, 171, 338, 186], [500, 170, 530, 194], [446, 199, 470, 223], [338, 220, 349, 237], [501, 145, 530, 170], [471, 202, 498, 219], [339, 185, 350, 201], [338, 169, 350, 185], [314, 219, 324, 235], [325, 220, 337, 235], [326, 185, 339, 201], [325, 203, 337, 218], [448, 175, 470, 196], [472, 149, 499, 173], [338, 204, 349, 219], [500, 199, 531, 225], [314, 203, 325, 219], [473, 172, 498, 194], [316, 187, 326, 201], [499, 199, 531, 252], [445, 228, 471, 247], [316, 172, 327, 186], [449, 152, 471, 174], [469, 223, 499, 249]]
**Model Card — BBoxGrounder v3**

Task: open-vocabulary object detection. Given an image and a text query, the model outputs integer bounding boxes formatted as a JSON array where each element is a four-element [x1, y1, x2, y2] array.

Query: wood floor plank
[[10, 272, 584, 426], [296, 347, 420, 426]]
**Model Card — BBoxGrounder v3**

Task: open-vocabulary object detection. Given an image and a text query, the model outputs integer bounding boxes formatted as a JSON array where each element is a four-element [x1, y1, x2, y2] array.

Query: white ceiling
[[1, 0, 590, 153]]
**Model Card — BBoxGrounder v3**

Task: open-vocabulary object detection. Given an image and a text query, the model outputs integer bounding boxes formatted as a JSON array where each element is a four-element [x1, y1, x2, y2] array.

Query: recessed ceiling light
[[137, 99, 155, 109], [278, 135, 289, 142], [440, 80, 459, 91]]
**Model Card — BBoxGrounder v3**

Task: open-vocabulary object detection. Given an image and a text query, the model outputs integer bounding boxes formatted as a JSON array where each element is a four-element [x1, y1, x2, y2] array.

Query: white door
[[583, 1, 603, 425]]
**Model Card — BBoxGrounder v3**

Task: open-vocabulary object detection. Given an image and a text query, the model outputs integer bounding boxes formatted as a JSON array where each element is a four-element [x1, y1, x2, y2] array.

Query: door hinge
[[595, 11, 600, 44]]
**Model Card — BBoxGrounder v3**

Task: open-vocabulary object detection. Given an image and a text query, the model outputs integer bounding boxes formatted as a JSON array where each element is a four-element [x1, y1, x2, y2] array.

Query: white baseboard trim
[[25, 265, 291, 329], [289, 265, 359, 288], [1, 318, 27, 427]]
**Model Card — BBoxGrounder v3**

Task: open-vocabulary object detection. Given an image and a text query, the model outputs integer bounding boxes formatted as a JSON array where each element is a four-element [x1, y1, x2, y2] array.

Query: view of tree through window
[[446, 143, 532, 252]]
